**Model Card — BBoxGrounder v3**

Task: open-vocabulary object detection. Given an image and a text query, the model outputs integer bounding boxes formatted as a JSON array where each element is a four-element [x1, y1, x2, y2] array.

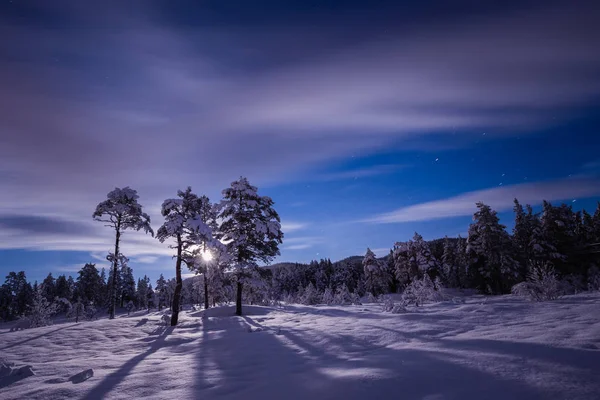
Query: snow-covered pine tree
[[333, 283, 351, 305], [363, 248, 386, 295], [136, 276, 150, 310], [301, 282, 320, 305], [41, 273, 56, 302], [216, 177, 283, 316], [155, 274, 167, 311], [28, 286, 59, 328], [76, 263, 104, 306], [413, 233, 439, 275], [147, 283, 155, 311], [467, 202, 519, 294], [93, 187, 153, 319], [529, 214, 565, 273], [455, 236, 469, 288], [157, 187, 218, 326], [120, 264, 136, 307], [441, 237, 459, 288], [322, 287, 334, 305], [55, 274, 72, 303]]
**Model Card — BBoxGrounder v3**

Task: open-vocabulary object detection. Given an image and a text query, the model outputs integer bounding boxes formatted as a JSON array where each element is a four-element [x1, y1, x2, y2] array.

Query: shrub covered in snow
[[401, 274, 445, 307], [366, 292, 378, 303], [126, 300, 135, 315], [379, 295, 406, 313], [511, 264, 562, 301]]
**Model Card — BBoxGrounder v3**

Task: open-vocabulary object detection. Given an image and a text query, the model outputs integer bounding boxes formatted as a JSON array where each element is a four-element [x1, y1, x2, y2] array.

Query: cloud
[[282, 236, 323, 251], [316, 164, 406, 182], [0, 1, 599, 255], [365, 177, 600, 224], [134, 255, 160, 264], [280, 221, 308, 233], [0, 215, 94, 236]]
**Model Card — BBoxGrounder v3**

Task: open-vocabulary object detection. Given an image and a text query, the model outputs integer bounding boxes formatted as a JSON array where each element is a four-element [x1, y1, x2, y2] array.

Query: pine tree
[[441, 237, 459, 288], [55, 274, 72, 302], [363, 248, 386, 295], [156, 274, 168, 311], [4, 272, 34, 318], [301, 282, 320, 305], [467, 202, 519, 294], [216, 177, 283, 316], [322, 287, 334, 305], [333, 283, 351, 305], [41, 273, 56, 302], [136, 275, 150, 310], [28, 286, 59, 328], [93, 187, 154, 319], [76, 263, 104, 305], [157, 187, 219, 326]]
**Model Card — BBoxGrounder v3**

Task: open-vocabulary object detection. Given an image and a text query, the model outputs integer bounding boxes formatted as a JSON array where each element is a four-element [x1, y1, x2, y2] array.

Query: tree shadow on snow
[[0, 324, 78, 351], [85, 326, 195, 399], [191, 314, 552, 400]]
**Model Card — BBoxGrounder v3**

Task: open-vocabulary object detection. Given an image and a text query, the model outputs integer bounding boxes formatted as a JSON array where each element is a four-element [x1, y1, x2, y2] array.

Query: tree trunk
[[236, 281, 243, 316], [204, 273, 209, 310], [171, 238, 183, 326], [109, 222, 121, 320]]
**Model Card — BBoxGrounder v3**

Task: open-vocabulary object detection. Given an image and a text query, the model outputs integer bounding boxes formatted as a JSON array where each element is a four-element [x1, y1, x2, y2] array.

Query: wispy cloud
[[282, 236, 323, 251], [316, 164, 406, 182], [280, 222, 309, 233], [364, 177, 600, 224]]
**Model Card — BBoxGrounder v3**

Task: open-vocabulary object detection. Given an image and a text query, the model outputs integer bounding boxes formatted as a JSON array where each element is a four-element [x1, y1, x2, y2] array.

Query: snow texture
[[0, 293, 599, 399]]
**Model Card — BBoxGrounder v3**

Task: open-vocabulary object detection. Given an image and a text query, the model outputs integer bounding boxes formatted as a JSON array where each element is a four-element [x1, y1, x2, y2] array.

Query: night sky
[[1, 0, 600, 284]]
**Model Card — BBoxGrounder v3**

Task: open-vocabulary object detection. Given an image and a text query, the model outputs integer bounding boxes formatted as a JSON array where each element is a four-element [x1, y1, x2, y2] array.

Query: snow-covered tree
[[216, 177, 283, 316], [467, 202, 519, 294], [301, 282, 320, 305], [41, 273, 56, 302], [93, 187, 153, 319], [393, 232, 439, 288], [441, 237, 460, 287], [156, 187, 216, 326], [54, 274, 72, 302], [76, 263, 104, 305], [333, 283, 351, 305], [157, 187, 220, 326], [27, 286, 59, 328], [363, 248, 387, 295], [401, 274, 444, 307], [136, 275, 150, 310], [155, 274, 167, 311]]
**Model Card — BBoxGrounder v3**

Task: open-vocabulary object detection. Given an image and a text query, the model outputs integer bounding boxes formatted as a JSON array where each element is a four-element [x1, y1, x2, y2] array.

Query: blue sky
[[1, 0, 600, 284]]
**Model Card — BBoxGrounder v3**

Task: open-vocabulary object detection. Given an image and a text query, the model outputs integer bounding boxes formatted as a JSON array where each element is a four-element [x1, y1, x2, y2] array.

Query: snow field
[[1, 293, 599, 400]]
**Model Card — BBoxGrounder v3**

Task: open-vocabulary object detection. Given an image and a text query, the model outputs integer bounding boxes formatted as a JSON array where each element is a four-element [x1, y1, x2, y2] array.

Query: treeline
[[260, 199, 600, 303], [3, 197, 600, 323], [0, 264, 164, 322]]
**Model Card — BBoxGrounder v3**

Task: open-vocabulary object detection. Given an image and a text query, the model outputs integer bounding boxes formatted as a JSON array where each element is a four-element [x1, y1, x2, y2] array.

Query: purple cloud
[[0, 1, 599, 257]]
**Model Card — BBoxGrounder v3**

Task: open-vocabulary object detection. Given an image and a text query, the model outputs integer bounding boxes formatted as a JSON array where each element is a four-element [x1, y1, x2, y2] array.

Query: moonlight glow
[[201, 250, 213, 262]]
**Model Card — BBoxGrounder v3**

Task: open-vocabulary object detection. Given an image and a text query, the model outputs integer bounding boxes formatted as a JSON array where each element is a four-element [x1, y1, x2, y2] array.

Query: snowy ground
[[1, 293, 600, 400]]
